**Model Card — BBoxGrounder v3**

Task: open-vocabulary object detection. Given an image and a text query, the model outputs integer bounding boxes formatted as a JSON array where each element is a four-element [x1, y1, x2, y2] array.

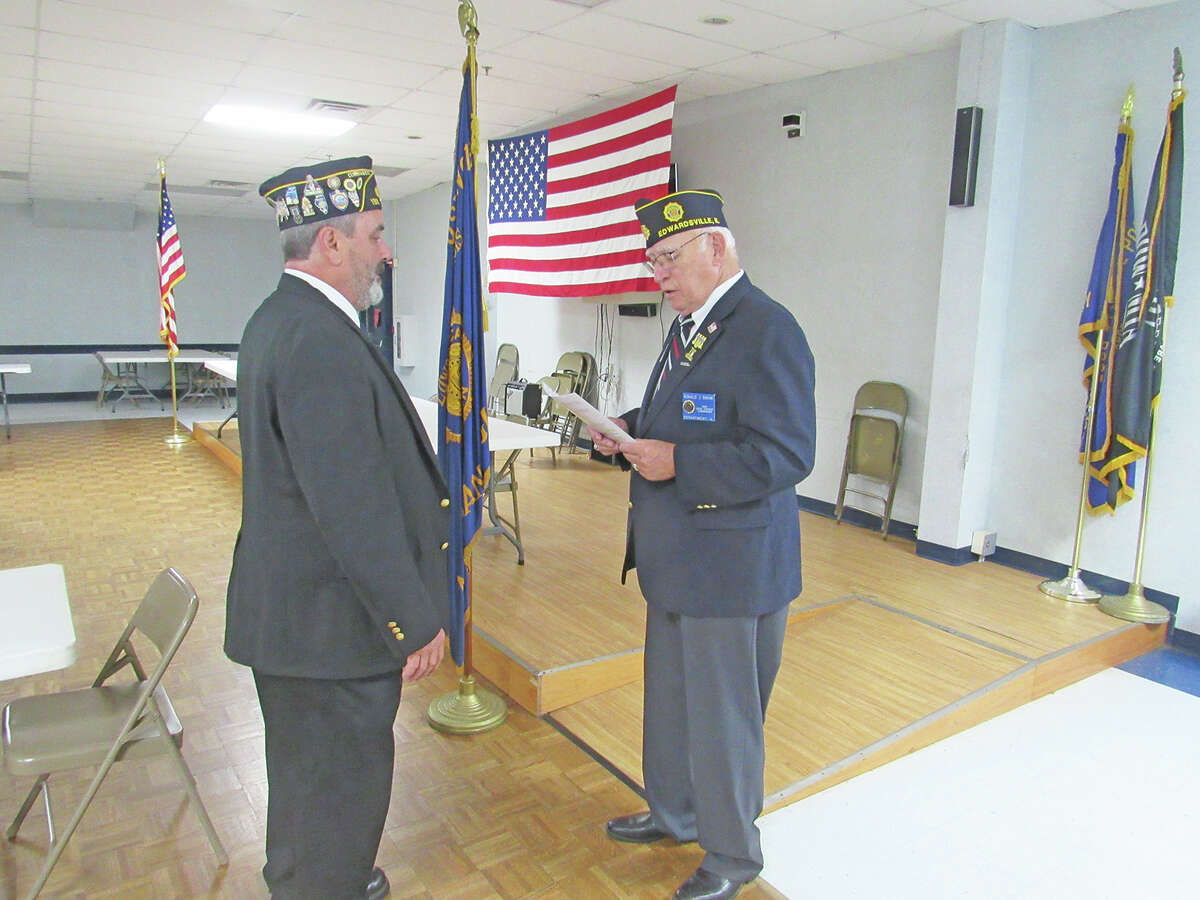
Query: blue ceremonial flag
[[1099, 85, 1185, 510], [1078, 120, 1135, 514], [438, 50, 491, 667]]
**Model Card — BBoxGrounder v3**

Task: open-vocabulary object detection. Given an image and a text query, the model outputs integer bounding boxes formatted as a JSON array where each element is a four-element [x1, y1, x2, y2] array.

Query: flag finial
[[1173, 47, 1184, 95], [1121, 85, 1134, 123], [458, 0, 479, 45]]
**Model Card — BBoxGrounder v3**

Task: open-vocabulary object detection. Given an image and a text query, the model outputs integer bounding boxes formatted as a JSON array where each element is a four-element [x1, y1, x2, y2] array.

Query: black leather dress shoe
[[365, 867, 390, 900], [673, 868, 746, 900], [605, 810, 670, 843]]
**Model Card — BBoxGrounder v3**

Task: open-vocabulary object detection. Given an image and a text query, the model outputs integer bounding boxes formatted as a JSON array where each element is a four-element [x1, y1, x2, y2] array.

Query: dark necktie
[[659, 314, 693, 388]]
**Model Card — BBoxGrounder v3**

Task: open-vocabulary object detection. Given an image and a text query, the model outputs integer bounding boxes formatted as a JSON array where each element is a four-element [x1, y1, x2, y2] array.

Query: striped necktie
[[659, 314, 693, 386]]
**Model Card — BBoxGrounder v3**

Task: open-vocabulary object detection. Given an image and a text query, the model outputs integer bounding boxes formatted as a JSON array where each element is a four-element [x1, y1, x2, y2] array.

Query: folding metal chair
[[834, 382, 908, 538], [3, 568, 227, 899]]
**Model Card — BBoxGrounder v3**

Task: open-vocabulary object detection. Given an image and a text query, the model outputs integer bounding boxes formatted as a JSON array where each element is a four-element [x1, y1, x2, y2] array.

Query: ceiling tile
[[36, 59, 223, 105], [496, 33, 679, 82], [231, 66, 407, 108], [847, 7, 973, 52], [730, 0, 925, 31], [0, 24, 35, 56], [0, 52, 34, 78], [36, 33, 243, 83], [941, 0, 1118, 27], [246, 38, 446, 90], [37, 0, 266, 62], [477, 51, 635, 97], [35, 82, 214, 120], [0, 75, 31, 100], [773, 32, 903, 72], [543, 12, 745, 67], [0, 0, 35, 28], [702, 52, 826, 84], [598, 0, 826, 50], [66, 0, 297, 33]]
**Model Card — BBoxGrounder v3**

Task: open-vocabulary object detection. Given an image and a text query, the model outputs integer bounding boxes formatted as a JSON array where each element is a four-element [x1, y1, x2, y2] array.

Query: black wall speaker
[[949, 106, 983, 207], [618, 302, 658, 317]]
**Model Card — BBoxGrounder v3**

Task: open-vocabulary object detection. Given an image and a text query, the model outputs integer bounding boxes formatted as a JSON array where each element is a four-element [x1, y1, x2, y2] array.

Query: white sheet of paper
[[542, 384, 633, 443]]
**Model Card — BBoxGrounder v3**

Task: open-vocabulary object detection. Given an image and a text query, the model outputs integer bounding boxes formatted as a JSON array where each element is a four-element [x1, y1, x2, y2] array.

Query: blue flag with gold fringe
[[1079, 120, 1135, 513], [438, 53, 490, 667], [1098, 86, 1184, 509]]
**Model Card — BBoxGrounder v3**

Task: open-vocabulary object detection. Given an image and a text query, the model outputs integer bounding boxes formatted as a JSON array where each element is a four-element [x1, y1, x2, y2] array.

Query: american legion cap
[[259, 156, 381, 230], [634, 189, 728, 248]]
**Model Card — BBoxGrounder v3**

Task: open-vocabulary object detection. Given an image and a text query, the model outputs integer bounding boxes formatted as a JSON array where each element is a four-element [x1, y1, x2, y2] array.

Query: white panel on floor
[[760, 669, 1200, 899]]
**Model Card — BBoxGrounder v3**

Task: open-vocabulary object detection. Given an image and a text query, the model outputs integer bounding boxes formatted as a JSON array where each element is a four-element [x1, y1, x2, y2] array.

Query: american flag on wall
[[157, 174, 186, 358], [486, 86, 676, 298]]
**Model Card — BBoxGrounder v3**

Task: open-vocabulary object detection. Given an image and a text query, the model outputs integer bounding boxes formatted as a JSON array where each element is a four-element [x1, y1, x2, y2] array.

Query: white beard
[[367, 279, 384, 307]]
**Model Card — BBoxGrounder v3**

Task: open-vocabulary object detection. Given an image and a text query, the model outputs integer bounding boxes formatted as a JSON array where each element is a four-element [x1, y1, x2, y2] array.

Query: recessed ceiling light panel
[[204, 104, 356, 137]]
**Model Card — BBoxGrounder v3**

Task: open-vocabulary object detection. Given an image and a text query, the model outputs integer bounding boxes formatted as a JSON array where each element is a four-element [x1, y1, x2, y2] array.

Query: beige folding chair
[[3, 568, 227, 899], [834, 382, 908, 539], [488, 343, 519, 414]]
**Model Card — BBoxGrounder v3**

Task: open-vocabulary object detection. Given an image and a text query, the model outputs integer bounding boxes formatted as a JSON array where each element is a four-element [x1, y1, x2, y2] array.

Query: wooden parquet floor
[[0, 419, 786, 899]]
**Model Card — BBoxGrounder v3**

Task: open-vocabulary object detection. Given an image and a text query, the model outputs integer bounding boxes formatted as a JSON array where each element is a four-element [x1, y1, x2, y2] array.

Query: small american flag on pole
[[486, 86, 676, 298], [157, 173, 185, 358]]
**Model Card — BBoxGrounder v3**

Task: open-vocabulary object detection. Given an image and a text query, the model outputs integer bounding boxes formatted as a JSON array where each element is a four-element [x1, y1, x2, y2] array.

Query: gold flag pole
[[159, 159, 188, 447], [1098, 306, 1171, 624], [1040, 89, 1136, 602], [1099, 52, 1185, 625], [427, 0, 507, 735]]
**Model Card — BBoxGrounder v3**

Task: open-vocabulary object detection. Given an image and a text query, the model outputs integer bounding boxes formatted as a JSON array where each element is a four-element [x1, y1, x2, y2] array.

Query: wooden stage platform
[[193, 419, 1165, 815]]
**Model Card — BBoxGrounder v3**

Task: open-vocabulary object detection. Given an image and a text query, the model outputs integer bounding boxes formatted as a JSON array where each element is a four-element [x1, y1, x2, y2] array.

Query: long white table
[[412, 397, 561, 565], [203, 361, 561, 563], [1, 361, 31, 440], [96, 349, 232, 411], [0, 564, 77, 681]]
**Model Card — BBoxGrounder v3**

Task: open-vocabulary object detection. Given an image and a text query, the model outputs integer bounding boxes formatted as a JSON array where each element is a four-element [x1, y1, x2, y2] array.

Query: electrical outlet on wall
[[971, 530, 997, 559]]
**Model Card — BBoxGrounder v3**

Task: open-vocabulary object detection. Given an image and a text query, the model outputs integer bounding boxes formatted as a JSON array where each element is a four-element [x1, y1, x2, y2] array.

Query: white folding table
[[202, 358, 561, 564], [0, 564, 77, 681], [95, 350, 231, 411], [1, 362, 31, 440]]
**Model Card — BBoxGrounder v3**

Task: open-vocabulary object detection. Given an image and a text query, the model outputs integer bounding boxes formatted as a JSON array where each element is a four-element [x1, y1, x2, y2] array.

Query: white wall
[[995, 0, 1200, 628], [667, 48, 958, 526], [388, 184, 456, 401], [0, 202, 279, 393]]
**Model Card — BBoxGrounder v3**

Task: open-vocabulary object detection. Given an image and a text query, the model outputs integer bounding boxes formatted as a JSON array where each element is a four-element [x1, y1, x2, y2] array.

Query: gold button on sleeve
[[440, 498, 450, 508], [440, 541, 449, 551]]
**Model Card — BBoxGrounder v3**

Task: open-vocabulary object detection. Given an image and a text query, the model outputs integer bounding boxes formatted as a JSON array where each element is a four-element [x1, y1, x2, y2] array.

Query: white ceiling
[[0, 0, 1174, 218]]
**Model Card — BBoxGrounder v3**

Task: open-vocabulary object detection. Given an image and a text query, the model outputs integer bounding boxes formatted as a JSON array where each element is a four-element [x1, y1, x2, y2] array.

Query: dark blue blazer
[[226, 274, 450, 678], [621, 273, 816, 618]]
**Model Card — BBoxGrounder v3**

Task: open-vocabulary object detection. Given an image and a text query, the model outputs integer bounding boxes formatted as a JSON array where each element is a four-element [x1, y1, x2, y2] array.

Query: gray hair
[[703, 226, 736, 252], [280, 212, 361, 262]]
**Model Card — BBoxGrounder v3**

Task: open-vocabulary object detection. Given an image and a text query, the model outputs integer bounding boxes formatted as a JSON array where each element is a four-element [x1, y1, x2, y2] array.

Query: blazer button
[[440, 541, 449, 551], [387, 621, 398, 628], [440, 498, 450, 508], [628, 501, 633, 508], [394, 631, 405, 641]]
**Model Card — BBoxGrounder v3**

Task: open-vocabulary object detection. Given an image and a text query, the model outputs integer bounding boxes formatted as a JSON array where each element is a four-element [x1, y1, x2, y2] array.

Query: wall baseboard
[[11, 389, 236, 404], [794, 495, 918, 542], [0, 343, 240, 355]]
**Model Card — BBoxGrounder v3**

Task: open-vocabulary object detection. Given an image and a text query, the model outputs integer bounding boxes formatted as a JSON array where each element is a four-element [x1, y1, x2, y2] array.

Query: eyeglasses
[[644, 231, 708, 272]]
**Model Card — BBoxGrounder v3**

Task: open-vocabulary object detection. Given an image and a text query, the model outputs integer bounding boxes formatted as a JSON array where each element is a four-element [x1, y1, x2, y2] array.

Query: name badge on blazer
[[682, 392, 716, 422]]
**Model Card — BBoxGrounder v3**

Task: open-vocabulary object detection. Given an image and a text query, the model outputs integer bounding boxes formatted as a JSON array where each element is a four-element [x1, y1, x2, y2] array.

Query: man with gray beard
[[226, 156, 450, 900]]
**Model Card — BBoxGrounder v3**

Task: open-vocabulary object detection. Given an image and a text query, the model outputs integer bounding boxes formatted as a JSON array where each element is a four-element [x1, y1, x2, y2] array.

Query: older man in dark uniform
[[226, 157, 449, 900], [589, 189, 816, 900]]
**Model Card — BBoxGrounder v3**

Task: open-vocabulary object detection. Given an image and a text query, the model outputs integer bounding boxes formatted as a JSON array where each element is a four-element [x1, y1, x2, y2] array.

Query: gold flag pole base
[[426, 674, 507, 735], [1098, 584, 1170, 624], [164, 432, 189, 446], [1039, 571, 1100, 603]]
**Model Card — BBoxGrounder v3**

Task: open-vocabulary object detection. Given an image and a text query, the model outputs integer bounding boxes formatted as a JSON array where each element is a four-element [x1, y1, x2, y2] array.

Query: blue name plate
[[682, 392, 716, 422]]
